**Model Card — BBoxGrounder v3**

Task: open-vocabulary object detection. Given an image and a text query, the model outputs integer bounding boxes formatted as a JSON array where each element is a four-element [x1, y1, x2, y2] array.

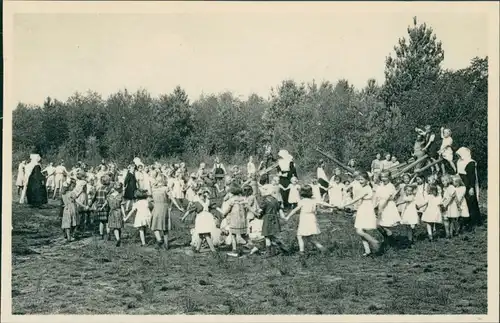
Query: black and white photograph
[[2, 1, 499, 321]]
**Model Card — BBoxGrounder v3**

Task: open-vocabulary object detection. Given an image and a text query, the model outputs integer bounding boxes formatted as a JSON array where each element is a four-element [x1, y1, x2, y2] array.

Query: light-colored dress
[[442, 185, 459, 219], [54, 165, 67, 190], [400, 195, 419, 226], [421, 195, 443, 224], [440, 137, 454, 161], [171, 178, 185, 199], [328, 181, 344, 207], [311, 184, 322, 202], [61, 192, 78, 229], [297, 198, 320, 236], [45, 166, 55, 189], [375, 183, 401, 227], [350, 180, 363, 211], [133, 199, 152, 228], [354, 185, 377, 230], [74, 180, 88, 214], [194, 199, 217, 234], [455, 186, 470, 218], [222, 196, 247, 235], [288, 184, 301, 204], [185, 179, 197, 202], [150, 187, 169, 231], [16, 163, 25, 187]]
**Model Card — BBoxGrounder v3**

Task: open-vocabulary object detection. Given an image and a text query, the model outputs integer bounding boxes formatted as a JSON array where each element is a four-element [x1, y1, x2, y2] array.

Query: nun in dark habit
[[456, 147, 483, 228], [276, 149, 298, 209], [19, 154, 48, 208]]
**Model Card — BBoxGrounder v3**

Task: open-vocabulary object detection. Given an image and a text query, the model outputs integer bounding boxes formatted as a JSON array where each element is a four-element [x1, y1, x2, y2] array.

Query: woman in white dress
[[374, 171, 401, 248], [340, 172, 380, 256], [53, 161, 68, 199], [16, 160, 27, 195]]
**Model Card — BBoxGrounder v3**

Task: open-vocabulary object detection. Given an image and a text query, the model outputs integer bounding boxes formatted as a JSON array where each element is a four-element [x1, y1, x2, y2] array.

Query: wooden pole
[[392, 154, 429, 178], [413, 157, 443, 174], [314, 148, 355, 173]]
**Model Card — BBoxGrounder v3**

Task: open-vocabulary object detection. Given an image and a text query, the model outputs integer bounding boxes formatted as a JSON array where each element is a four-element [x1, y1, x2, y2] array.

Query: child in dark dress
[[257, 184, 288, 257]]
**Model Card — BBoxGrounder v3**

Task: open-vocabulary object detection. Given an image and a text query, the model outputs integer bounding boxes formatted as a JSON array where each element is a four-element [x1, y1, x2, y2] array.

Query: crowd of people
[[15, 124, 484, 259]]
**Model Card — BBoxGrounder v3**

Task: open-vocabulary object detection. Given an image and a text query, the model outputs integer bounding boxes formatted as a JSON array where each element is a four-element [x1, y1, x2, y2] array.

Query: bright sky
[[11, 6, 491, 106]]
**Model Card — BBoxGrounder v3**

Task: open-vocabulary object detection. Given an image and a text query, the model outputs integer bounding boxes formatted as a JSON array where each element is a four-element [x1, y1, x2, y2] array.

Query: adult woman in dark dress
[[420, 125, 439, 173], [276, 150, 297, 209], [316, 160, 329, 197], [456, 147, 482, 228], [123, 164, 138, 213], [20, 154, 48, 208]]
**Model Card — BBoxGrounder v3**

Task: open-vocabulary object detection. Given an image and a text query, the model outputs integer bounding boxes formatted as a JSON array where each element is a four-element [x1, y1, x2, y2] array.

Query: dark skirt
[[318, 178, 328, 196], [262, 213, 281, 237], [279, 177, 291, 208], [465, 191, 482, 226], [95, 209, 109, 222], [26, 166, 48, 207]]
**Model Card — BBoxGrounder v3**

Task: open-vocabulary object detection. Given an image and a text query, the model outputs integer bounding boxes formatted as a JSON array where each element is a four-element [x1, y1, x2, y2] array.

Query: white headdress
[[277, 150, 293, 171]]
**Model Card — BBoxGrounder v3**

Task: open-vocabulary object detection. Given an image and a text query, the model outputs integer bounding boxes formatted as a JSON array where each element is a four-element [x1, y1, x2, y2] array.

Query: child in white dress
[[328, 175, 345, 207], [184, 189, 218, 254], [124, 189, 152, 246], [171, 172, 185, 200], [374, 172, 401, 247], [286, 186, 335, 257], [397, 185, 419, 246], [341, 172, 380, 256], [310, 179, 327, 202], [439, 127, 456, 174], [453, 175, 469, 232], [185, 173, 198, 203], [441, 175, 459, 238], [418, 185, 443, 241], [286, 177, 301, 208]]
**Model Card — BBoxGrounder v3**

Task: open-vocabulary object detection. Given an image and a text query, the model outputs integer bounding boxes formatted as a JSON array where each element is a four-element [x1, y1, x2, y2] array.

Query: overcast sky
[[11, 7, 490, 106]]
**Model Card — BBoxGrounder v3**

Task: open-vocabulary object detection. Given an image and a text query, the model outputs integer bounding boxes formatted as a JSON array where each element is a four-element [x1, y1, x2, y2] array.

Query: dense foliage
[[12, 18, 488, 182]]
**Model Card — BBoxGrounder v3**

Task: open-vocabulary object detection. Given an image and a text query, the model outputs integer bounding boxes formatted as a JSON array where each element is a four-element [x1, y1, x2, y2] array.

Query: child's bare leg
[[297, 235, 305, 252], [99, 222, 104, 237], [114, 229, 120, 241], [443, 219, 451, 238], [311, 238, 326, 252], [407, 225, 414, 244], [356, 229, 379, 251], [195, 234, 203, 252], [205, 234, 217, 252], [153, 230, 162, 243], [65, 228, 71, 240], [231, 234, 237, 251], [163, 232, 169, 249], [139, 228, 146, 245], [425, 223, 433, 240]]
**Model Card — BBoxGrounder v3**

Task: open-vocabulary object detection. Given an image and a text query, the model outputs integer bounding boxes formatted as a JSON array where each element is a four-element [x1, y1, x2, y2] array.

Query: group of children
[[15, 121, 481, 259]]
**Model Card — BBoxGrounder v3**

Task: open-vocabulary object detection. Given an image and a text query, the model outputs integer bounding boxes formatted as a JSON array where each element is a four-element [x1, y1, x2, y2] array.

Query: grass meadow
[[10, 182, 488, 315]]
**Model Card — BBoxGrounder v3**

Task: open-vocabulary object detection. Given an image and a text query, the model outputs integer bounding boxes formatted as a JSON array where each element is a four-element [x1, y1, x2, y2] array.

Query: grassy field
[[11, 186, 488, 315]]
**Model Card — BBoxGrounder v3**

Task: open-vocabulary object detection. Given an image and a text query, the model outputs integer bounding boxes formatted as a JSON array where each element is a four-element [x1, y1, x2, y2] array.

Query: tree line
[[12, 18, 488, 182]]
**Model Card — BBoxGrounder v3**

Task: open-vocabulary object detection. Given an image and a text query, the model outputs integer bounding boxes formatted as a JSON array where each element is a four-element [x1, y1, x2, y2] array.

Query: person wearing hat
[[20, 154, 48, 208]]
